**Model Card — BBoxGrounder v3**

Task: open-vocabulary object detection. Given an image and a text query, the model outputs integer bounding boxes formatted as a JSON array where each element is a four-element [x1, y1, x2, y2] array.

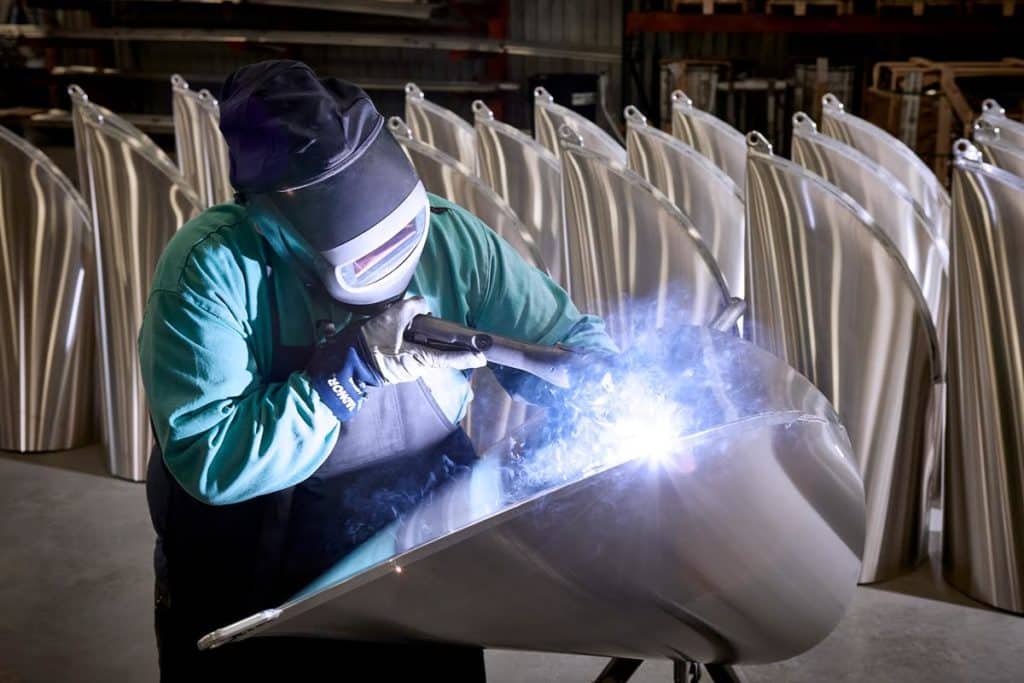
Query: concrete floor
[[2, 445, 1022, 683]]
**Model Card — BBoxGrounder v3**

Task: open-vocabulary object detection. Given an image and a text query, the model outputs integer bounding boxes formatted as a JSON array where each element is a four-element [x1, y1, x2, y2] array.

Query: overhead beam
[[108, 0, 441, 19], [41, 66, 519, 92], [0, 24, 620, 63], [235, 0, 440, 20], [626, 11, 1024, 35]]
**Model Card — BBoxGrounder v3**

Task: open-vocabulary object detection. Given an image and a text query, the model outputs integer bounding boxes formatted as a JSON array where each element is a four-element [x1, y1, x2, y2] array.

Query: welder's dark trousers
[[154, 582, 485, 681]]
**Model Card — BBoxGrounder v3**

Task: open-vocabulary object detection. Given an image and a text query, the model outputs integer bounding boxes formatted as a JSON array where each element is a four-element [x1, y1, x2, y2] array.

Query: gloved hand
[[305, 324, 381, 422], [306, 297, 486, 421], [360, 297, 486, 384]]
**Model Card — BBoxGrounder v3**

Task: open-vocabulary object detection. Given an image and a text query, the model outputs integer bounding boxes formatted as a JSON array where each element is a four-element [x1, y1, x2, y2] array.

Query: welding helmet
[[220, 60, 429, 310]]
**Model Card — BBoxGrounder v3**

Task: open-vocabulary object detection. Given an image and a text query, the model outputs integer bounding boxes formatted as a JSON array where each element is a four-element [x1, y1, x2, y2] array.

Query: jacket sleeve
[[456, 208, 617, 401], [139, 288, 340, 505]]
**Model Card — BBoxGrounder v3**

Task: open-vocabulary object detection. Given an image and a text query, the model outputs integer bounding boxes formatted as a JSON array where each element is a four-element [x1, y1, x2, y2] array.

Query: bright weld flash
[[515, 370, 692, 492], [600, 403, 684, 466], [589, 374, 687, 468]]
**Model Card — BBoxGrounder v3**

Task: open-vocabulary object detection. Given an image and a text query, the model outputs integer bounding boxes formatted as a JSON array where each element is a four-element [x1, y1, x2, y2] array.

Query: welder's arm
[[140, 289, 344, 506], [468, 222, 617, 403]]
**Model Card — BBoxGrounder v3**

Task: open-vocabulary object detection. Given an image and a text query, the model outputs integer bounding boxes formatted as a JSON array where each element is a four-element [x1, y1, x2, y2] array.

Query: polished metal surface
[[625, 105, 745, 298], [203, 325, 865, 664], [533, 87, 627, 166], [559, 125, 731, 346], [791, 112, 948, 340], [170, 74, 233, 207], [977, 98, 1024, 151], [70, 85, 201, 481], [670, 90, 747, 191], [973, 118, 1024, 179], [820, 93, 950, 242], [389, 115, 542, 451], [0, 126, 95, 452], [944, 140, 1024, 614], [472, 100, 566, 287], [404, 83, 477, 171], [791, 113, 949, 558], [745, 132, 941, 583]]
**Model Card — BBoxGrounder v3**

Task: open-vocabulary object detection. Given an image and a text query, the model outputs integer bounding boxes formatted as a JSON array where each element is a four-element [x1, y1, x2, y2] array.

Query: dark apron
[[146, 270, 482, 681]]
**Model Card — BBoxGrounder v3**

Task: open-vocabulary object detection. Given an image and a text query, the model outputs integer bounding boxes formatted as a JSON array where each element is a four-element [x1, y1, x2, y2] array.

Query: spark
[[511, 369, 692, 492]]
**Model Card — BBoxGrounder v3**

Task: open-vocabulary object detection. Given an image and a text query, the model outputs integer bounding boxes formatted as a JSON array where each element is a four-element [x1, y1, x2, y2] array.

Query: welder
[[139, 60, 613, 681]]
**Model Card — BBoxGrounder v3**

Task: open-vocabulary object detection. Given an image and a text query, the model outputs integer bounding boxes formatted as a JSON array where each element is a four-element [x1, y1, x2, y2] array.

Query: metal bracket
[[674, 660, 702, 682], [592, 658, 748, 683], [703, 663, 749, 683], [677, 660, 749, 683], [593, 658, 644, 683]]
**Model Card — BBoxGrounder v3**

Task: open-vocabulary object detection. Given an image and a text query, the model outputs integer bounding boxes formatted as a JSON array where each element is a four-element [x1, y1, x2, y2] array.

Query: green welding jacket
[[138, 194, 613, 506]]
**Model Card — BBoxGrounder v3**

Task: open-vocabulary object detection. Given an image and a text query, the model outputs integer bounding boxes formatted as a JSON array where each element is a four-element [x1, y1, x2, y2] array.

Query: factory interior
[[2, 1, 1024, 681]]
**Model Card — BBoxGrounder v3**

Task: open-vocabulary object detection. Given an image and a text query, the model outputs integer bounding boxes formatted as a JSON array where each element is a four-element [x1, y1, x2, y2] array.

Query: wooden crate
[[866, 58, 1024, 185], [864, 87, 942, 173], [765, 0, 851, 15], [876, 0, 961, 15], [671, 0, 750, 14]]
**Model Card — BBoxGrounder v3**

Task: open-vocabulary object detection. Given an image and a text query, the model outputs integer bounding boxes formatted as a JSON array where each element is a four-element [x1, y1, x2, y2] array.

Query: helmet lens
[[339, 208, 426, 287]]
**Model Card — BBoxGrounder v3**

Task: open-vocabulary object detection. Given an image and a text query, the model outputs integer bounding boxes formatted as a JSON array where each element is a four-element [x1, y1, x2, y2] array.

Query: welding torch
[[404, 315, 579, 389], [403, 298, 746, 391]]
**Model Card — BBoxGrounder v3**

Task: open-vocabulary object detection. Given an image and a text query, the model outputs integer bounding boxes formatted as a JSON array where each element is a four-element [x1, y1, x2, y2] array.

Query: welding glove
[[360, 297, 486, 384], [306, 297, 486, 421]]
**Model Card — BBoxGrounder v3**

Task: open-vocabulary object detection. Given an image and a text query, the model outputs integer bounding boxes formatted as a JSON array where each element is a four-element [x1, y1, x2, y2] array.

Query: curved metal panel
[[625, 105, 745, 299], [670, 90, 746, 191], [203, 326, 865, 664], [388, 115, 542, 452], [559, 126, 730, 346], [388, 116, 545, 273], [404, 83, 476, 172], [977, 98, 1024, 151], [745, 132, 941, 583], [944, 140, 1024, 614], [791, 112, 948, 341], [171, 74, 233, 207], [0, 127, 95, 451], [533, 86, 627, 166], [791, 113, 948, 565], [472, 100, 566, 287], [974, 118, 1024, 179], [70, 85, 201, 481], [820, 93, 950, 242]]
